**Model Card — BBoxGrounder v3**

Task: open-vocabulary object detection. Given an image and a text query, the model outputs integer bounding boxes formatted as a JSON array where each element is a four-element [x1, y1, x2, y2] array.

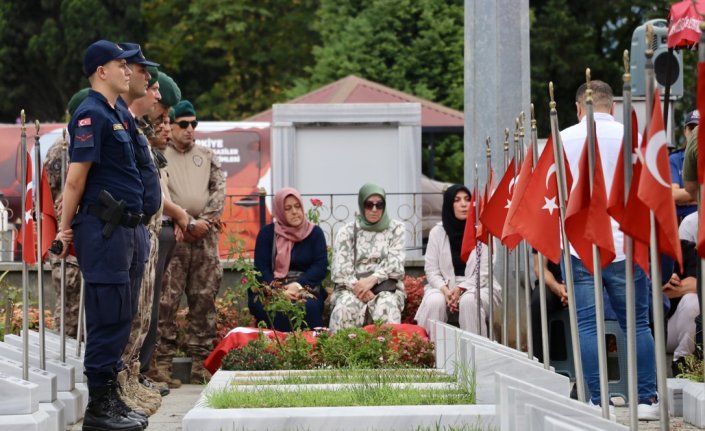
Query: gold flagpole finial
[[623, 50, 631, 83], [35, 119, 40, 134], [62, 128, 68, 149], [586, 68, 591, 85], [531, 103, 537, 129], [585, 68, 593, 103], [485, 136, 492, 156], [645, 24, 654, 58], [519, 111, 525, 138], [549, 82, 556, 110], [504, 128, 510, 151], [20, 110, 26, 132]]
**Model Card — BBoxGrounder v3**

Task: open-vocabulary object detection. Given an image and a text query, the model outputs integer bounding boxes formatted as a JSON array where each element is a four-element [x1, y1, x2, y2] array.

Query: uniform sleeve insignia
[[78, 118, 91, 127], [192, 155, 204, 167], [113, 123, 125, 131], [74, 131, 94, 148]]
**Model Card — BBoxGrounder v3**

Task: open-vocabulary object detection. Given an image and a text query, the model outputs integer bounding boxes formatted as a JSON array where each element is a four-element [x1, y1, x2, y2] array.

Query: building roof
[[245, 75, 464, 129]]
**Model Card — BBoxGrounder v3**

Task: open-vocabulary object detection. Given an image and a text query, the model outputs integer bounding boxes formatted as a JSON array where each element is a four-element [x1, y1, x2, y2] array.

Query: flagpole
[[645, 23, 670, 429], [549, 82, 585, 402], [513, 118, 522, 351], [531, 104, 551, 369], [20, 110, 30, 381], [474, 163, 483, 335], [76, 276, 85, 357], [622, 49, 639, 431], [502, 128, 510, 346], [33, 120, 46, 370], [59, 129, 67, 363], [584, 70, 610, 419], [519, 112, 534, 360], [485, 137, 495, 341]]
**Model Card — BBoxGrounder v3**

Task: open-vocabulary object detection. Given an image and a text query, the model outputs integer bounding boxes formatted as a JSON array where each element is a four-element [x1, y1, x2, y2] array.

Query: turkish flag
[[509, 137, 569, 264], [637, 88, 683, 268], [607, 111, 650, 274], [564, 129, 616, 274], [18, 151, 58, 264], [697, 63, 705, 185], [502, 146, 534, 250], [19, 151, 34, 264], [460, 191, 477, 262], [480, 159, 515, 240]]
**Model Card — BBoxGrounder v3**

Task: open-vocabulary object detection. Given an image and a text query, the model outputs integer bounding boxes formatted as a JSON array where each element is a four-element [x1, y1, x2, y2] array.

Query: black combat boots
[[83, 384, 143, 431], [109, 381, 149, 429]]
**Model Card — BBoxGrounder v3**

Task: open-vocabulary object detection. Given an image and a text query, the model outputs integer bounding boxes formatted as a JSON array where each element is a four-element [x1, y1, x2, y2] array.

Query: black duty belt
[[81, 205, 148, 228]]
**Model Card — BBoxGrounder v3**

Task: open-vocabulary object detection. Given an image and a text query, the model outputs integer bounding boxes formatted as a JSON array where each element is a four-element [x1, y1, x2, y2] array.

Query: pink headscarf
[[272, 188, 314, 279]]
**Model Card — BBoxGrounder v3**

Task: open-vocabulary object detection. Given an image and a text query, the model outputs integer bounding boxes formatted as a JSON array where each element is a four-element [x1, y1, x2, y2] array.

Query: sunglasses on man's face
[[364, 201, 385, 210], [176, 120, 198, 129]]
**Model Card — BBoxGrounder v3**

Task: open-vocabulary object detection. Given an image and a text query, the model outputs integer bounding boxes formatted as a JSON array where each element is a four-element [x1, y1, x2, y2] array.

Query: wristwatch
[[187, 218, 196, 232]]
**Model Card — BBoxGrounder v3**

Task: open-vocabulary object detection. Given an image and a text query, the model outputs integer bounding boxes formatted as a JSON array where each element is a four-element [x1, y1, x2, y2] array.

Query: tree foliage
[[290, 0, 464, 111], [142, 0, 320, 120], [530, 0, 670, 135], [0, 0, 145, 122]]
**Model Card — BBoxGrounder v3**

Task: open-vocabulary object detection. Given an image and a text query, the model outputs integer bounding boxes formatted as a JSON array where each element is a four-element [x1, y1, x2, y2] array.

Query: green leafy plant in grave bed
[[233, 368, 455, 386]]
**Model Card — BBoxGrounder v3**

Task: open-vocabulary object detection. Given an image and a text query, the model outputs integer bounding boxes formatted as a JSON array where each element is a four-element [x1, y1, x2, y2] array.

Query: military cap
[[147, 66, 159, 88], [173, 100, 196, 119], [68, 88, 90, 117], [118, 42, 159, 67], [157, 72, 181, 108], [168, 107, 176, 122], [83, 40, 138, 77]]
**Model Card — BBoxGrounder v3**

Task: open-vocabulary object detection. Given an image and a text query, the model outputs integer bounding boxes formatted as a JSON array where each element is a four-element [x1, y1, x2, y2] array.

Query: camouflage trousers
[[122, 226, 159, 365], [156, 229, 222, 361], [50, 256, 81, 338], [329, 289, 405, 332]]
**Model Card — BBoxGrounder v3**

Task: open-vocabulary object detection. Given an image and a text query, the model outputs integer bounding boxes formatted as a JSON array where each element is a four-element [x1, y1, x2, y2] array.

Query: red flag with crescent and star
[[479, 159, 515, 240], [508, 136, 571, 264], [637, 88, 682, 268], [564, 128, 616, 274], [502, 145, 534, 250]]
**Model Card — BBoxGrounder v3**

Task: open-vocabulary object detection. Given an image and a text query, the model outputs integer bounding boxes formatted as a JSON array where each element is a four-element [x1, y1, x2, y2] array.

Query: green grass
[[231, 368, 455, 386], [206, 383, 474, 408]]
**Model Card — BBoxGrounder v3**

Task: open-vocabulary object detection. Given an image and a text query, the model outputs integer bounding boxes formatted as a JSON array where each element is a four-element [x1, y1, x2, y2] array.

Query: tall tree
[[142, 0, 320, 120], [0, 0, 145, 122]]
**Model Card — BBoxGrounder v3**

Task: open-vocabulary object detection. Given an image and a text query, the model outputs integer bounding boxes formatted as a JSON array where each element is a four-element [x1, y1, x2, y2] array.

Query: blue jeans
[[564, 255, 657, 404]]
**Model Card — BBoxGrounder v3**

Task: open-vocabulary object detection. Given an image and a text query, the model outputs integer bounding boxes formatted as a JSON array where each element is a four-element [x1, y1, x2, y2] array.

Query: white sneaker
[[588, 398, 615, 415], [637, 397, 660, 421]]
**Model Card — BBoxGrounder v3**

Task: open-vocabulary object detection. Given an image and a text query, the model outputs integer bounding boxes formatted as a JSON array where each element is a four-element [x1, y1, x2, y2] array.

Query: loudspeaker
[[630, 18, 684, 98]]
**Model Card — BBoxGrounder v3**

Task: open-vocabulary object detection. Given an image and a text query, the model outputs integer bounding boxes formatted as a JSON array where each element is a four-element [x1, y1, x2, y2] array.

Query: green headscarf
[[357, 182, 391, 232]]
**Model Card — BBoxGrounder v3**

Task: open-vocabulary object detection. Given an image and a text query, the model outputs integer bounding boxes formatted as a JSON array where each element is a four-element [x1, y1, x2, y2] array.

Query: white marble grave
[[667, 378, 689, 417], [5, 334, 84, 383], [682, 379, 705, 427]]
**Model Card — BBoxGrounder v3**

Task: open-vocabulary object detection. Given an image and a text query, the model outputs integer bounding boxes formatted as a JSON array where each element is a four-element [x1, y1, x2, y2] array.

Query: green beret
[[173, 100, 196, 119], [68, 88, 90, 117], [157, 72, 181, 108], [147, 66, 159, 88], [168, 107, 175, 122]]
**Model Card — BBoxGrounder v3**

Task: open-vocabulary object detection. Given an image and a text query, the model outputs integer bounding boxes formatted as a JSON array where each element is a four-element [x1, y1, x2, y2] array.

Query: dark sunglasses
[[364, 201, 385, 210], [176, 120, 198, 129]]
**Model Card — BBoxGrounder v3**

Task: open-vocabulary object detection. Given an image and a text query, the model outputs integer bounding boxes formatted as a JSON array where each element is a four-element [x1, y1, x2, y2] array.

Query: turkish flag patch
[[78, 118, 92, 127]]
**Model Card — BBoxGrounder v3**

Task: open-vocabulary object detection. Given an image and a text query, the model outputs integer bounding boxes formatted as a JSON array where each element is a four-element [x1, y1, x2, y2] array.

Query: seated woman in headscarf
[[414, 185, 501, 337], [329, 183, 406, 331], [251, 187, 328, 331]]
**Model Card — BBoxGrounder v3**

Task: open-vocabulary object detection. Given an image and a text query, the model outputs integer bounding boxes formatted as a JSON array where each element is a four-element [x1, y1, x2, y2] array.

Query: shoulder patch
[[113, 123, 125, 131], [78, 118, 91, 127], [74, 130, 94, 148]]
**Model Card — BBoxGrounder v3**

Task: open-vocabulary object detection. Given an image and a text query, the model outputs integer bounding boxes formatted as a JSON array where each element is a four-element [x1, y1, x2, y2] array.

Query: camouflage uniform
[[122, 128, 164, 366], [329, 219, 406, 331], [44, 138, 82, 337], [156, 143, 225, 375]]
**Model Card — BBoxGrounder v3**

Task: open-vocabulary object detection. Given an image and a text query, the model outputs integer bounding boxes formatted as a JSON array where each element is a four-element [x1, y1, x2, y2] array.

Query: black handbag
[[271, 236, 320, 297]]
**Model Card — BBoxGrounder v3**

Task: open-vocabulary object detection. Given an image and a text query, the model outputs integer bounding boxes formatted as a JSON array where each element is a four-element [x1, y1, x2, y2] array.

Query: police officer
[[57, 40, 149, 431], [156, 100, 225, 383], [45, 88, 89, 337]]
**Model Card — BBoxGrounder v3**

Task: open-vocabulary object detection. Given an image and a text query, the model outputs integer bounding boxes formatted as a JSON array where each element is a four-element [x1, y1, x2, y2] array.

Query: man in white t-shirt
[[560, 80, 659, 420]]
